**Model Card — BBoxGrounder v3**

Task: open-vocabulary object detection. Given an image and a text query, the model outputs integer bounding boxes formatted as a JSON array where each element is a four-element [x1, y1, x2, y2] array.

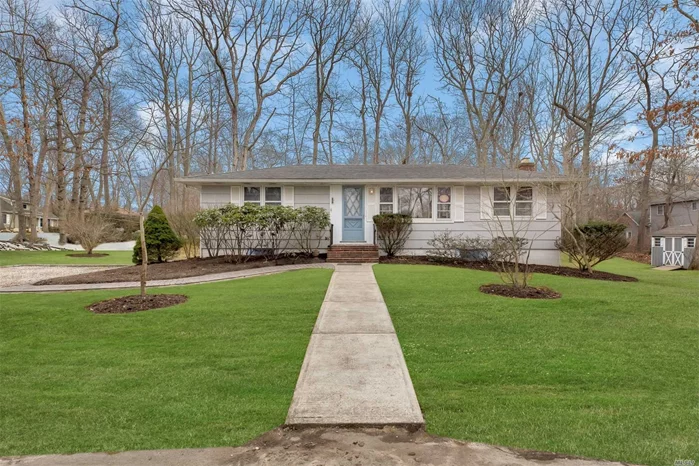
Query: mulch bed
[[87, 294, 188, 314], [66, 253, 109, 258], [479, 284, 561, 299], [37, 255, 325, 285], [616, 252, 651, 264], [379, 256, 638, 282]]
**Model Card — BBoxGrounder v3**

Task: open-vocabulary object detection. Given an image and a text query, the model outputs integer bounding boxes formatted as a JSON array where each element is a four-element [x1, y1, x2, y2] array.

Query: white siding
[[294, 185, 330, 209], [196, 182, 562, 266], [200, 185, 231, 208]]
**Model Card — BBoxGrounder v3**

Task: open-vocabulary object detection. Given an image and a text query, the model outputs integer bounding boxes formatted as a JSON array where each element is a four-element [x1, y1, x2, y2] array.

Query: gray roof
[[177, 164, 569, 184], [624, 210, 641, 226], [653, 224, 697, 237], [650, 190, 699, 205]]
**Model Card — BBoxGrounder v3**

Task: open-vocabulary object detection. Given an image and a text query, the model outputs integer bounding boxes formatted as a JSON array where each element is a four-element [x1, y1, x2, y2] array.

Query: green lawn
[[0, 269, 332, 456], [374, 259, 698, 466], [0, 250, 133, 266]]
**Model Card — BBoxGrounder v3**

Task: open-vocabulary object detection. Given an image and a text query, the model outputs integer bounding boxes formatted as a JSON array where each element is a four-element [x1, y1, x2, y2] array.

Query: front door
[[342, 186, 364, 242], [663, 237, 684, 266]]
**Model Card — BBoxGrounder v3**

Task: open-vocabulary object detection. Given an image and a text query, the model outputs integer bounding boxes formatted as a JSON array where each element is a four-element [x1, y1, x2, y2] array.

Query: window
[[515, 187, 533, 216], [626, 230, 632, 239], [244, 186, 282, 206], [398, 187, 432, 218], [493, 187, 511, 216], [244, 187, 261, 205], [264, 187, 282, 206], [688, 238, 696, 248], [379, 187, 394, 214], [653, 237, 661, 247], [437, 187, 451, 219], [656, 205, 664, 215], [692, 201, 697, 211]]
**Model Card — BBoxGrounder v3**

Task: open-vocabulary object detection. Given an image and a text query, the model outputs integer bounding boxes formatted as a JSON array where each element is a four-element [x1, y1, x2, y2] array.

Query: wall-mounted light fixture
[[368, 187, 375, 195]]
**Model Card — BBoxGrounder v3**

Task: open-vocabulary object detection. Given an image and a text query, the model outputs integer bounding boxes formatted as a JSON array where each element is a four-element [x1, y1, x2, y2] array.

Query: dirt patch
[[616, 252, 651, 264], [87, 294, 188, 314], [37, 255, 325, 285], [480, 284, 561, 299], [3, 426, 625, 466], [66, 253, 109, 258], [380, 256, 638, 282]]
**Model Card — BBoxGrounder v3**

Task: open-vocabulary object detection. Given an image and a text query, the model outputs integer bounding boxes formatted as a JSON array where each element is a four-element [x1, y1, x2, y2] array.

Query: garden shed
[[650, 225, 697, 269]]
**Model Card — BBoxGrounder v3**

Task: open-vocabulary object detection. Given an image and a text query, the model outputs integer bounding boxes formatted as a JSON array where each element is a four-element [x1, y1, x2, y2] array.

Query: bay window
[[244, 186, 282, 206], [378, 186, 452, 220]]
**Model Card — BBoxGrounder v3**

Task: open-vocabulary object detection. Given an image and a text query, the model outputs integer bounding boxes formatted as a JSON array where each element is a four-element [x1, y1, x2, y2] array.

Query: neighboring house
[[649, 190, 698, 269], [178, 162, 568, 266], [617, 210, 644, 251], [0, 195, 59, 232]]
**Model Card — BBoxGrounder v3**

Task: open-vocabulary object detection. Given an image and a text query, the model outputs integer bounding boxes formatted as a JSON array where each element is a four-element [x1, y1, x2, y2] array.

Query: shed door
[[663, 237, 684, 266]]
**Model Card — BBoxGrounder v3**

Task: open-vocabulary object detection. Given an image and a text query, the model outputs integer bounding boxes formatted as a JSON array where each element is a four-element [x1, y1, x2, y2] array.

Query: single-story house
[[0, 195, 59, 232], [177, 162, 568, 265], [649, 190, 698, 268]]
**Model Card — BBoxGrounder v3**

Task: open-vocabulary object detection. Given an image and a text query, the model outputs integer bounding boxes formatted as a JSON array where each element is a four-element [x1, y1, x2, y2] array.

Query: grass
[[374, 259, 698, 466], [0, 250, 134, 266], [0, 268, 333, 456]]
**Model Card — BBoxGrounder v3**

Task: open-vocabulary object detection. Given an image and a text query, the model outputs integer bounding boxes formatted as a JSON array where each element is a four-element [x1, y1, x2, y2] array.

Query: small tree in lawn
[[373, 214, 412, 257], [66, 214, 113, 255], [556, 221, 628, 272], [133, 206, 182, 264]]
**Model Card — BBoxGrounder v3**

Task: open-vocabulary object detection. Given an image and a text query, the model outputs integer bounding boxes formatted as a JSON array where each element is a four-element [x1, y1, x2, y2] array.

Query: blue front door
[[342, 186, 364, 242]]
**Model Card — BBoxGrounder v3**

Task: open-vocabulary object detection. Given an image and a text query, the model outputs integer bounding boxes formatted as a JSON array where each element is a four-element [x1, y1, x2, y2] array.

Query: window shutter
[[480, 186, 492, 220], [366, 185, 377, 222], [230, 186, 241, 205], [535, 186, 547, 220], [453, 186, 465, 222], [282, 186, 294, 207]]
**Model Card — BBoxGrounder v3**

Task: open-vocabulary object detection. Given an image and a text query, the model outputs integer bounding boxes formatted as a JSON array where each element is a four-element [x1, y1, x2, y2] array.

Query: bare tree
[[430, 0, 535, 168], [171, 0, 312, 171], [535, 0, 642, 221], [308, 0, 361, 165], [618, 0, 691, 252]]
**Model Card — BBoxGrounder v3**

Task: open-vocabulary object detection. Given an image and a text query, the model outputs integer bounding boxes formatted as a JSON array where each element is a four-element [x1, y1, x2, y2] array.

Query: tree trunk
[[636, 128, 658, 252], [139, 211, 148, 298]]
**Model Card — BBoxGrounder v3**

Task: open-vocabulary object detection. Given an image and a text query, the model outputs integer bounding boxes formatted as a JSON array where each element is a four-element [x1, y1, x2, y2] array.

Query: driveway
[[0, 233, 135, 251]]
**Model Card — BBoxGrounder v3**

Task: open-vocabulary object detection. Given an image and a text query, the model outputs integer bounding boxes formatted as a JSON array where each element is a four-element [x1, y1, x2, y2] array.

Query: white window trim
[[243, 185, 283, 206], [379, 185, 454, 223], [492, 186, 535, 219]]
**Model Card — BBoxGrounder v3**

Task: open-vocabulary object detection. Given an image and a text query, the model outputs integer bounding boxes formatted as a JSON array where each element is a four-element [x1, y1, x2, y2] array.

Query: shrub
[[556, 221, 628, 272], [65, 214, 113, 254], [427, 230, 491, 262], [132, 206, 182, 264], [293, 206, 331, 255], [490, 236, 531, 288], [193, 204, 331, 262], [167, 209, 200, 259], [372, 213, 412, 257]]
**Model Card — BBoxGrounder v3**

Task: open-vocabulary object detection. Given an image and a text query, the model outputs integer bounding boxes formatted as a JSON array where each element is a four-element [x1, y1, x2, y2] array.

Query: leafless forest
[[0, 0, 697, 250]]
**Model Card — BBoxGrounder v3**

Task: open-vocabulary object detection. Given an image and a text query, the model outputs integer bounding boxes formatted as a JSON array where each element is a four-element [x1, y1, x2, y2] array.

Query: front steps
[[327, 244, 379, 263]]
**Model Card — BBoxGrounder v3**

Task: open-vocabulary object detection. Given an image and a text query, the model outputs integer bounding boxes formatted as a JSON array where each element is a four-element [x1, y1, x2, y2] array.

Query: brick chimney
[[518, 157, 536, 171]]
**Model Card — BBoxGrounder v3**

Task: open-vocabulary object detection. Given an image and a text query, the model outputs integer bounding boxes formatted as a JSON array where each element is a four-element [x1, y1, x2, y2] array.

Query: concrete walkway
[[286, 264, 424, 427], [0, 263, 334, 293]]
